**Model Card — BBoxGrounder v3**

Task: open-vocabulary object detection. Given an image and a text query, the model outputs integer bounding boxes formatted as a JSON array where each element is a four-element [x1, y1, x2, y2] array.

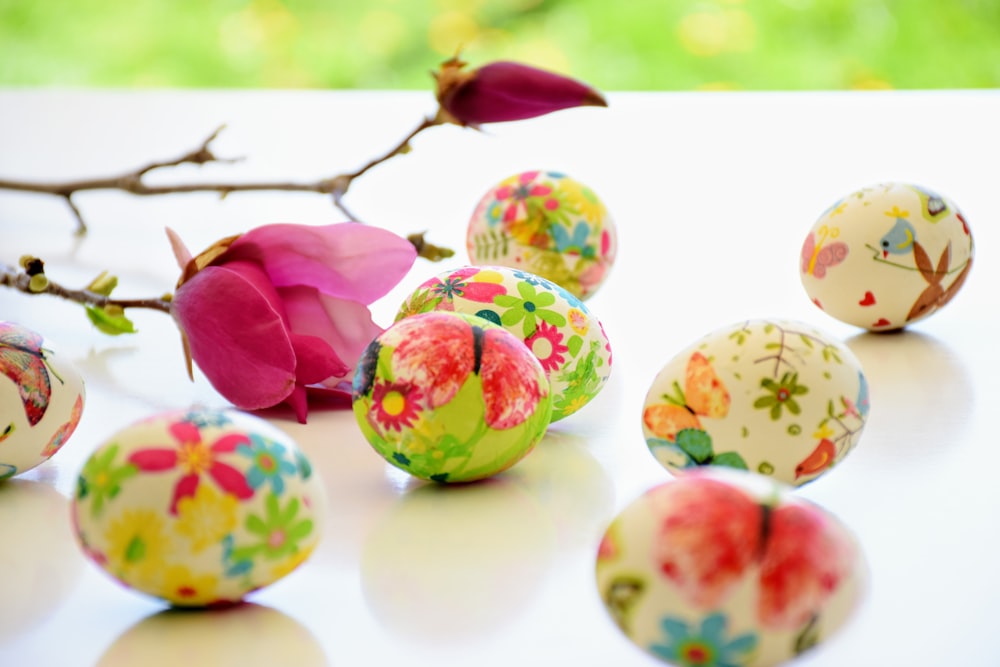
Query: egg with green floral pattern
[[596, 469, 866, 667], [466, 170, 617, 300], [396, 265, 612, 421], [71, 408, 324, 607], [0, 321, 85, 481], [352, 311, 552, 483], [641, 319, 869, 486]]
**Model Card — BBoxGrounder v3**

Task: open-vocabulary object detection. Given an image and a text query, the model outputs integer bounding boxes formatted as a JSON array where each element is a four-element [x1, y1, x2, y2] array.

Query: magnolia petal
[[172, 261, 297, 410], [225, 223, 417, 304], [165, 227, 193, 271], [279, 285, 382, 386], [437, 60, 607, 126], [284, 384, 310, 424]]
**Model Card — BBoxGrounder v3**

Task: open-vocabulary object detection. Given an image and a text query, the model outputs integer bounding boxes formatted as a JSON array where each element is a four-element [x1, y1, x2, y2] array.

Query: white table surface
[[1, 89, 999, 666]]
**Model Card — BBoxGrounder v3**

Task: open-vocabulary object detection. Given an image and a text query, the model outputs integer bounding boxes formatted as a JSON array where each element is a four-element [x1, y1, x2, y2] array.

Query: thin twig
[[1, 264, 172, 314], [0, 114, 450, 257]]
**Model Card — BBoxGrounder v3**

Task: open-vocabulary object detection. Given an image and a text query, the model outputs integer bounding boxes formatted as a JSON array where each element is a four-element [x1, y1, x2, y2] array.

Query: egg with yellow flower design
[[467, 170, 617, 300], [71, 408, 325, 607], [396, 265, 612, 421]]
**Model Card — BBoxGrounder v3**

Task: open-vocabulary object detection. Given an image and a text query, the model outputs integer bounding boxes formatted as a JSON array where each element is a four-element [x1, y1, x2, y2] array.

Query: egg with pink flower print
[[352, 311, 552, 483], [595, 469, 866, 667], [0, 321, 85, 480], [71, 408, 324, 607], [466, 170, 617, 300], [396, 266, 612, 422]]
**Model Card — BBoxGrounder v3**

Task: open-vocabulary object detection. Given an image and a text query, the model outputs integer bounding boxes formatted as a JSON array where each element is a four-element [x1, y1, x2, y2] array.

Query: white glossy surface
[[1, 89, 999, 666]]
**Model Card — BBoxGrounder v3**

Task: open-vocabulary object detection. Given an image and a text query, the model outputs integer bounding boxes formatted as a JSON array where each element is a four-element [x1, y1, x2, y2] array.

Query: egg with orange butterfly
[[641, 319, 869, 486]]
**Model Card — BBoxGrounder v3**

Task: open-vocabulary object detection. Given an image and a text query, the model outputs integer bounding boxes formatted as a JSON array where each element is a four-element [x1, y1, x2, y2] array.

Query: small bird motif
[[795, 438, 836, 480], [878, 217, 917, 257]]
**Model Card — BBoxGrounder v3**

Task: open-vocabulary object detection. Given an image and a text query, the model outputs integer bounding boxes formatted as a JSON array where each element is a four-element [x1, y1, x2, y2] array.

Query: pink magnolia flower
[[168, 222, 417, 423], [434, 58, 607, 127]]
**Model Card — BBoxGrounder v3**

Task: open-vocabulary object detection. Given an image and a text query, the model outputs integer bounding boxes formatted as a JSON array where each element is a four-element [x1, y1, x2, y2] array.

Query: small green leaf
[[800, 335, 814, 348], [85, 306, 137, 335], [764, 342, 781, 349], [86, 271, 118, 296], [675, 428, 713, 464], [754, 396, 775, 409], [566, 334, 583, 357], [713, 452, 749, 470]]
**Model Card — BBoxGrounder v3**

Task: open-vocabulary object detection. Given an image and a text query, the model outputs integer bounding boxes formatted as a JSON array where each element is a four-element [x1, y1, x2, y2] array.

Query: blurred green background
[[2, 0, 999, 90]]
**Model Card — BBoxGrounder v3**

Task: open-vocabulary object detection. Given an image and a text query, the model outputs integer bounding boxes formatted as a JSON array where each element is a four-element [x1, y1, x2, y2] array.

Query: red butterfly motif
[[650, 475, 855, 630], [356, 312, 546, 430], [0, 323, 58, 426]]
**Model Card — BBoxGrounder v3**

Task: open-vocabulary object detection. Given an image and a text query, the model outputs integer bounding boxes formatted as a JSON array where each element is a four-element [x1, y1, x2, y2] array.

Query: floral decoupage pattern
[[466, 170, 617, 301], [396, 265, 612, 421], [0, 321, 85, 480], [71, 408, 324, 606], [642, 320, 869, 486], [353, 311, 552, 483], [800, 182, 973, 331], [595, 470, 865, 667]]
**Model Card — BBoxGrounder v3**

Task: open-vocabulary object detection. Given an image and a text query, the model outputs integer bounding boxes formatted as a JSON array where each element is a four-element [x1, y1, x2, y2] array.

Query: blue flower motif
[[649, 612, 758, 667], [237, 434, 297, 495], [532, 274, 588, 312], [181, 410, 232, 428], [551, 221, 597, 258], [513, 270, 542, 286], [486, 200, 504, 226]]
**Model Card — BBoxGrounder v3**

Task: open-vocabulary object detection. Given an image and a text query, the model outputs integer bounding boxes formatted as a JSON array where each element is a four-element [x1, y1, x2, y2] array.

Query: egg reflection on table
[[0, 479, 83, 641], [0, 321, 86, 480], [360, 478, 555, 644], [96, 603, 327, 667]]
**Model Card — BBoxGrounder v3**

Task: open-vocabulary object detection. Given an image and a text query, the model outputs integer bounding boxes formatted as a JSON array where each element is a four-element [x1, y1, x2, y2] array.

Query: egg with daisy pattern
[[467, 170, 617, 300], [71, 408, 324, 607], [396, 265, 612, 421]]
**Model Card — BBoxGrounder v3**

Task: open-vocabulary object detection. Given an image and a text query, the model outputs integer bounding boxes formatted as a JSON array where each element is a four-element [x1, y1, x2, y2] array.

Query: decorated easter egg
[[396, 265, 612, 421], [352, 311, 552, 483], [800, 182, 973, 331], [641, 319, 869, 486], [466, 170, 617, 300], [0, 321, 85, 480], [595, 469, 866, 667], [71, 408, 324, 607]]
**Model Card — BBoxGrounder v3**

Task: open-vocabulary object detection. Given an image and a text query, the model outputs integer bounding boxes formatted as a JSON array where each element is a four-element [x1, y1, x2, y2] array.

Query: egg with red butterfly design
[[596, 469, 866, 667], [0, 321, 85, 480], [352, 311, 552, 483]]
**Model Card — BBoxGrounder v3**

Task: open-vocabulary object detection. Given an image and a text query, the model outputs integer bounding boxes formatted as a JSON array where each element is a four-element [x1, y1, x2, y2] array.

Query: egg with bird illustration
[[466, 170, 617, 300], [595, 469, 866, 667], [396, 265, 612, 421], [71, 408, 324, 607], [0, 321, 85, 480], [800, 182, 973, 331], [352, 311, 552, 483], [641, 319, 869, 486]]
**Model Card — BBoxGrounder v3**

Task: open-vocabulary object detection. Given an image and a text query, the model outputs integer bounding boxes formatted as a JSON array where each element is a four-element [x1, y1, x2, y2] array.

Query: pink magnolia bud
[[434, 58, 607, 126]]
